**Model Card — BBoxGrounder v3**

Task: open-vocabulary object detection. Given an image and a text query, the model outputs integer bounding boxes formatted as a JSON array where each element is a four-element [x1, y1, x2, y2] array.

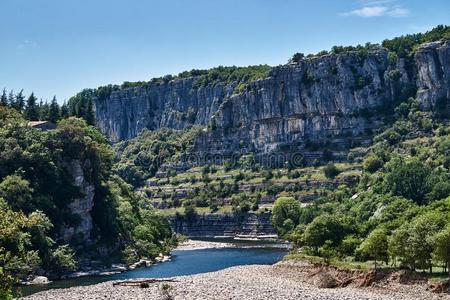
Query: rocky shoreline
[[23, 239, 228, 286], [23, 260, 448, 300], [175, 239, 235, 250]]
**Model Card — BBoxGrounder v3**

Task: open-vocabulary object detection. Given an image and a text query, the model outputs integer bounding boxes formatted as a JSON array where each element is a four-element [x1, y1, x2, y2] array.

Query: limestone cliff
[[169, 212, 276, 238], [93, 41, 449, 154], [415, 41, 450, 109], [62, 159, 95, 243]]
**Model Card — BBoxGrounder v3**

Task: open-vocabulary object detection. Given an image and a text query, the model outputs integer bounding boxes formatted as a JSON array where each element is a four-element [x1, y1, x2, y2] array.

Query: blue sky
[[0, 0, 449, 102]]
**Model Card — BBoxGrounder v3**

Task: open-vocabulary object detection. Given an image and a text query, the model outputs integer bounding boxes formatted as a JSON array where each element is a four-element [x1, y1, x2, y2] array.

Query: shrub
[[363, 155, 384, 173], [384, 159, 432, 204], [358, 228, 388, 269], [271, 197, 301, 236], [323, 163, 341, 179]]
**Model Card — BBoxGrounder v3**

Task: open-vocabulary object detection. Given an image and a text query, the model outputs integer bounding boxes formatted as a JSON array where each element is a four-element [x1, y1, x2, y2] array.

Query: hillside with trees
[[271, 97, 450, 277], [0, 105, 175, 299], [1, 24, 449, 298]]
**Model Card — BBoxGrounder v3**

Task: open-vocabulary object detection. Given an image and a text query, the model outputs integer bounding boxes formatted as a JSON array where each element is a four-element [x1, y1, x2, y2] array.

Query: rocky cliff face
[[62, 159, 95, 244], [415, 41, 450, 109], [169, 212, 276, 238], [94, 41, 449, 154]]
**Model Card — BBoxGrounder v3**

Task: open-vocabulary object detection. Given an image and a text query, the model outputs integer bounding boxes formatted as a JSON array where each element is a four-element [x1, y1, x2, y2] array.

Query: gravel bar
[[23, 262, 448, 300]]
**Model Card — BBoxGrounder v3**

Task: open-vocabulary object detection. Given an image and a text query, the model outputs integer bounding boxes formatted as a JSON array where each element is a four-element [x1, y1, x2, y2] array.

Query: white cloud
[[341, 1, 410, 18], [342, 6, 388, 17], [387, 7, 410, 17], [16, 39, 37, 50], [358, 0, 394, 6]]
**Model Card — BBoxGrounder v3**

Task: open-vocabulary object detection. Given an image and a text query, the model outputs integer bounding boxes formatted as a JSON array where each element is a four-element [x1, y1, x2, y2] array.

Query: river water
[[18, 240, 287, 297]]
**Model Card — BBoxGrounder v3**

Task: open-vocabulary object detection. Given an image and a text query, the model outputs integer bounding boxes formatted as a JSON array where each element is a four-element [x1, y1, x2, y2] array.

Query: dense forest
[[0, 104, 175, 299], [271, 97, 450, 273]]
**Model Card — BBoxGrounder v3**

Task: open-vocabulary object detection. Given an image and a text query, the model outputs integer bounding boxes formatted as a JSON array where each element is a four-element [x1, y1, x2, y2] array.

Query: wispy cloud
[[358, 0, 394, 5], [341, 1, 410, 18], [16, 39, 37, 50]]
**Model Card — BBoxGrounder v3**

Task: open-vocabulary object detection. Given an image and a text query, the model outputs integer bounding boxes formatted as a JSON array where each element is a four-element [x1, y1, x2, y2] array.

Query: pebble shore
[[175, 239, 234, 251], [23, 261, 448, 300]]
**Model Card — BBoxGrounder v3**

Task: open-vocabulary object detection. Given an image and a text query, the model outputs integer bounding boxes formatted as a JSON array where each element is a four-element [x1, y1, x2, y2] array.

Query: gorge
[[70, 37, 450, 239], [2, 24, 450, 300]]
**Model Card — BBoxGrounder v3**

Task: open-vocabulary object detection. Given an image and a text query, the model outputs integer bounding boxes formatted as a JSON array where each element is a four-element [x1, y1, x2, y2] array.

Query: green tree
[[433, 225, 450, 291], [39, 100, 50, 120], [48, 96, 60, 123], [409, 212, 446, 272], [0, 89, 7, 107], [271, 197, 301, 236], [24, 92, 39, 120], [50, 245, 76, 277], [290, 52, 305, 63], [323, 163, 341, 179], [389, 212, 446, 272], [13, 90, 25, 112], [363, 155, 384, 173], [388, 225, 412, 268], [60, 101, 69, 119], [319, 240, 338, 265], [7, 91, 15, 109], [384, 159, 432, 204], [358, 228, 389, 269], [303, 214, 348, 253], [0, 175, 33, 212], [0, 199, 43, 297], [85, 99, 95, 125], [427, 181, 450, 202]]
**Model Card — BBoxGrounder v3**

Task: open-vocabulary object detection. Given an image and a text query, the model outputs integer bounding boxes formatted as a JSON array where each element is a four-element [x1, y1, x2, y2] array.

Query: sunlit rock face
[[415, 41, 450, 109], [62, 159, 95, 243], [93, 41, 449, 154], [168, 212, 276, 238]]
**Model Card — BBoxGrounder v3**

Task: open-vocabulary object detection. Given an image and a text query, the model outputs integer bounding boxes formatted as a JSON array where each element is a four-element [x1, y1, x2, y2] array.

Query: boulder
[[30, 276, 50, 285]]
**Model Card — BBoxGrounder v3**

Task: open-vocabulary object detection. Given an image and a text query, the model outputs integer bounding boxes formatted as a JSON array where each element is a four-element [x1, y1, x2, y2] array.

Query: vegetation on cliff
[[2, 25, 449, 298], [0, 105, 174, 298], [271, 97, 450, 276], [67, 64, 271, 117], [290, 24, 450, 62], [114, 126, 204, 187]]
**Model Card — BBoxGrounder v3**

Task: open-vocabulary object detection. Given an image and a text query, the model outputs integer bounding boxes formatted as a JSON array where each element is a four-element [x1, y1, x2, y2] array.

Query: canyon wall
[[168, 212, 276, 238], [94, 41, 449, 156]]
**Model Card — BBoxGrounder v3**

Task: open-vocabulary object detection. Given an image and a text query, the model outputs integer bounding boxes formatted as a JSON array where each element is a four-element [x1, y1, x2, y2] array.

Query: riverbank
[[175, 239, 234, 250], [23, 260, 447, 300]]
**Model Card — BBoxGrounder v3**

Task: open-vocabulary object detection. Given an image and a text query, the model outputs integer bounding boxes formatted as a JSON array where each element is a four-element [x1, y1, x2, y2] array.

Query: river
[[17, 239, 288, 297]]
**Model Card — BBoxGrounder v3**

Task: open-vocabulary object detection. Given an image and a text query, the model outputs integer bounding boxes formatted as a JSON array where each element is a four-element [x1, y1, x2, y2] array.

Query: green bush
[[323, 163, 341, 179], [271, 197, 301, 237]]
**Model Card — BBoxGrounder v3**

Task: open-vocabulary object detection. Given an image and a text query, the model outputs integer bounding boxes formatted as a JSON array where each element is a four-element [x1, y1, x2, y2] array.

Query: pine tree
[[8, 90, 15, 108], [76, 98, 86, 118], [24, 92, 39, 120], [85, 99, 95, 125], [0, 89, 7, 106], [39, 100, 50, 121], [48, 96, 60, 123], [60, 101, 69, 119], [13, 90, 25, 112], [38, 99, 44, 119]]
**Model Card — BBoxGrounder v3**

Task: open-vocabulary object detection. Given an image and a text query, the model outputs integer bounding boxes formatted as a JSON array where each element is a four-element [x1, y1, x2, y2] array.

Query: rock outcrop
[[93, 41, 449, 156], [169, 212, 276, 238], [415, 41, 450, 109], [62, 159, 95, 243]]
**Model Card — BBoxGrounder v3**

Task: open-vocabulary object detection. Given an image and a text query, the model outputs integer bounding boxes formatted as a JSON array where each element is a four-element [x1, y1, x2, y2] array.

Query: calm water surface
[[18, 241, 287, 297]]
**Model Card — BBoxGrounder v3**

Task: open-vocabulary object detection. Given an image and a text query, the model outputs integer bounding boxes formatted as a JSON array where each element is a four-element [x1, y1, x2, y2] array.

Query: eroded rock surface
[[94, 41, 449, 157]]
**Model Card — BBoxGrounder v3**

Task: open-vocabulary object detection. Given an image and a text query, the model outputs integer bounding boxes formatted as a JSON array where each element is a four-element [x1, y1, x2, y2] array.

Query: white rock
[[30, 276, 50, 285]]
